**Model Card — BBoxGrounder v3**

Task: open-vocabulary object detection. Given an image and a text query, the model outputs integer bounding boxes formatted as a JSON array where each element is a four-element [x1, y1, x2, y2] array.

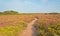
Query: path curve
[[19, 18, 38, 36]]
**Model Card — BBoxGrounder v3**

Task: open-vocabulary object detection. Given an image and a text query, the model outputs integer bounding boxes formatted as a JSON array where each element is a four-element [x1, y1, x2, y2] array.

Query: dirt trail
[[19, 18, 38, 36]]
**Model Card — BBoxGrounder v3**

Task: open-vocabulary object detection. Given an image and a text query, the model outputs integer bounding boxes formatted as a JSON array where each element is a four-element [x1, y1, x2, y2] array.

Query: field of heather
[[0, 13, 60, 36]]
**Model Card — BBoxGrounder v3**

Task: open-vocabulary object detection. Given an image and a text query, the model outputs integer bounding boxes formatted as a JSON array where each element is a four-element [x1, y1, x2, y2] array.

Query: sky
[[0, 0, 60, 13]]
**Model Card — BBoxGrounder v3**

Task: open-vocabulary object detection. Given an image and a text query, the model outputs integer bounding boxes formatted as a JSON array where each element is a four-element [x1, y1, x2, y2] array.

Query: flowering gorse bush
[[0, 21, 26, 36], [35, 23, 60, 36]]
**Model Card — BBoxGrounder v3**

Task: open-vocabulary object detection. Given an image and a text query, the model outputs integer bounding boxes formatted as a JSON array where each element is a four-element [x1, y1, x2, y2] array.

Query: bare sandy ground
[[18, 18, 38, 36]]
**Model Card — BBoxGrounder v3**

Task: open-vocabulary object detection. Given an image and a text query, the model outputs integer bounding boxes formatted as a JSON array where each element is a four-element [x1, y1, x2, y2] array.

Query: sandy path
[[19, 18, 38, 36]]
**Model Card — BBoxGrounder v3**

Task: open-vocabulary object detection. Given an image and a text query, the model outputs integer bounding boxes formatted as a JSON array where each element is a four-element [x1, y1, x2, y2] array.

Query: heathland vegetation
[[0, 10, 60, 36]]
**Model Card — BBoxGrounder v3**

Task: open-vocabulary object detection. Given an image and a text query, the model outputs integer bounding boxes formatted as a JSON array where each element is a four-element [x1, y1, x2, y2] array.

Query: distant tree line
[[0, 10, 60, 15], [0, 10, 19, 15]]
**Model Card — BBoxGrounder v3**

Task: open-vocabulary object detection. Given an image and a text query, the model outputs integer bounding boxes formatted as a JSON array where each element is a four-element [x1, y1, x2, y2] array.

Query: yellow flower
[[48, 27, 52, 30]]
